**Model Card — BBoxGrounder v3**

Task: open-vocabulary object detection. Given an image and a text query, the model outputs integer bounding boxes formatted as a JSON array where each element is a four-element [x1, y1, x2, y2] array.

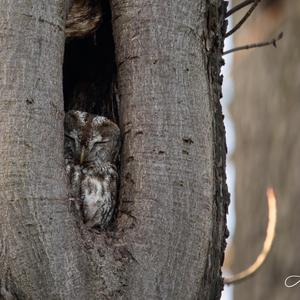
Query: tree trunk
[[0, 1, 105, 299], [111, 0, 229, 298], [231, 1, 300, 299], [0, 0, 229, 299]]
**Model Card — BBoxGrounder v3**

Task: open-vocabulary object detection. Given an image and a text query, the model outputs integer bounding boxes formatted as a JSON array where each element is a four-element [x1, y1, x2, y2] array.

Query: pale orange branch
[[224, 187, 277, 285]]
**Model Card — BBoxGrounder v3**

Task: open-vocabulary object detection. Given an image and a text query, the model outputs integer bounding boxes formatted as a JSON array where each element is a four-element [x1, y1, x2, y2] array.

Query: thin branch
[[223, 32, 283, 55], [226, 0, 256, 18], [225, 0, 262, 38], [224, 188, 277, 285]]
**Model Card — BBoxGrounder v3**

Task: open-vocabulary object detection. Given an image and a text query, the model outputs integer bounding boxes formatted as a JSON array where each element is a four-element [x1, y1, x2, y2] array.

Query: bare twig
[[226, 0, 256, 18], [224, 188, 277, 285], [225, 0, 262, 38], [223, 32, 283, 55]]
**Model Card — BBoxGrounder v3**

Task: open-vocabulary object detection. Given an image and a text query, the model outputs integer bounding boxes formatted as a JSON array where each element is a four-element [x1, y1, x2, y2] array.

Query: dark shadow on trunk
[[63, 0, 118, 122]]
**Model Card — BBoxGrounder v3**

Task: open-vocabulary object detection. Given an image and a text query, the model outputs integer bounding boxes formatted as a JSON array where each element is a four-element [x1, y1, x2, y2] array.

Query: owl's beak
[[80, 147, 86, 165]]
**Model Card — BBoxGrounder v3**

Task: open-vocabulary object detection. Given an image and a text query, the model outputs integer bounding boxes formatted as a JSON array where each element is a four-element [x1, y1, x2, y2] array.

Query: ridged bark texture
[[111, 0, 229, 298]]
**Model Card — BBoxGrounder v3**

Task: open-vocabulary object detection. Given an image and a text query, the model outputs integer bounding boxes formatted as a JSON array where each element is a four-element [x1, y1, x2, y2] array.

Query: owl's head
[[64, 110, 120, 166]]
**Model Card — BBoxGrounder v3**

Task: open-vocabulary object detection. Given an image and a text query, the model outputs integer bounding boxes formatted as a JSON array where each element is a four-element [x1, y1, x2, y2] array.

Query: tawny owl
[[64, 110, 120, 229]]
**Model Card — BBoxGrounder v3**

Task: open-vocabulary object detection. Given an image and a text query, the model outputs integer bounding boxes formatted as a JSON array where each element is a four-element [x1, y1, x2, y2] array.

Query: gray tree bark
[[231, 1, 300, 299], [0, 0, 228, 299], [111, 0, 229, 298]]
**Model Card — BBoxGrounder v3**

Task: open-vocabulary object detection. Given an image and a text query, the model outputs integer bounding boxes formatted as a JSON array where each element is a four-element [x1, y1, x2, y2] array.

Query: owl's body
[[64, 110, 120, 229], [81, 163, 117, 227]]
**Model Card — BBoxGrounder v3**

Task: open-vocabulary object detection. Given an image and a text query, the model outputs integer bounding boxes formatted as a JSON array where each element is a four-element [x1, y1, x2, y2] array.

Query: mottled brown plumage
[[64, 110, 120, 229]]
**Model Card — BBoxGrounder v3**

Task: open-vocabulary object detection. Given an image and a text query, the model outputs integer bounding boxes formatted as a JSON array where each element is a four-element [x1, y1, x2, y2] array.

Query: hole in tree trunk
[[63, 0, 118, 123], [63, 1, 121, 231]]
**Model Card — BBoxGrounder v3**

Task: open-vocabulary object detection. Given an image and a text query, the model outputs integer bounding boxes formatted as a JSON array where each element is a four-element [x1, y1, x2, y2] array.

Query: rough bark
[[111, 0, 229, 299], [0, 1, 120, 299], [0, 0, 228, 299], [231, 1, 300, 299]]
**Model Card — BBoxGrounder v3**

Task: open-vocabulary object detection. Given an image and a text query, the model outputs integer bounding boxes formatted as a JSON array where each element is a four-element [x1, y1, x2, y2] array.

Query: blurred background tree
[[229, 0, 300, 299]]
